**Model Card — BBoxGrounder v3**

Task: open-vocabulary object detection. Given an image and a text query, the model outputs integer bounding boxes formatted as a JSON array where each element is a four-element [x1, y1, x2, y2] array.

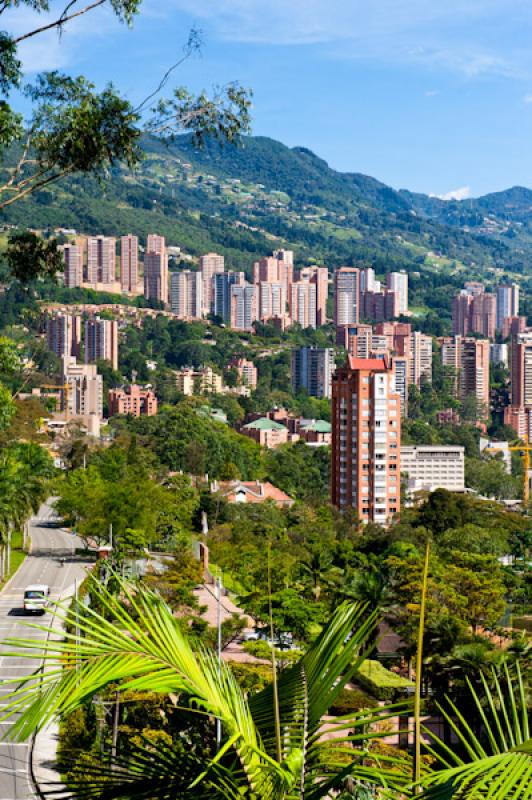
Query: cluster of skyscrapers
[[45, 311, 118, 371], [452, 281, 520, 339]]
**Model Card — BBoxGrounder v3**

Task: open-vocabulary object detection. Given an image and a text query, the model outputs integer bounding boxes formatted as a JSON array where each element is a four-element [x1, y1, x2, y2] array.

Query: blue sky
[[6, 0, 532, 197]]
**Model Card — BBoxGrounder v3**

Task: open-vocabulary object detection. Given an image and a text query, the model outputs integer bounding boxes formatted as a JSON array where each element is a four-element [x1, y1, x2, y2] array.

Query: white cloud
[[431, 186, 471, 201], [162, 0, 532, 78], [523, 94, 532, 103], [425, 89, 440, 97]]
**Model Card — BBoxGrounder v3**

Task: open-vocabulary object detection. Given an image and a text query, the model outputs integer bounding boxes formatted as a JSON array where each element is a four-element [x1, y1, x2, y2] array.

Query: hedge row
[[355, 659, 414, 701]]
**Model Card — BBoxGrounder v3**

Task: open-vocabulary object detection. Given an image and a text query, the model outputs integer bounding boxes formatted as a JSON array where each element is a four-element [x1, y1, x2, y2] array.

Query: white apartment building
[[170, 271, 203, 319], [401, 445, 465, 493], [62, 356, 103, 421], [334, 268, 359, 326], [496, 283, 519, 330], [386, 271, 409, 315]]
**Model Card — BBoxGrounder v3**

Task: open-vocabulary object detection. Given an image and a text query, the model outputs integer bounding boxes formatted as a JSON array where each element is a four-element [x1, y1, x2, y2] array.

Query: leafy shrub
[[242, 640, 272, 659], [329, 687, 379, 715]]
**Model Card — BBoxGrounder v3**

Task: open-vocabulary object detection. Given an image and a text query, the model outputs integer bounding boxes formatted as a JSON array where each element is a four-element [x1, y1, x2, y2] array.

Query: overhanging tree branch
[[14, 0, 106, 43]]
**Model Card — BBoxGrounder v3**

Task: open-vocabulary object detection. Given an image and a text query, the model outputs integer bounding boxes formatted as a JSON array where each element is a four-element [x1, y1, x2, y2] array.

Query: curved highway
[[0, 500, 88, 799]]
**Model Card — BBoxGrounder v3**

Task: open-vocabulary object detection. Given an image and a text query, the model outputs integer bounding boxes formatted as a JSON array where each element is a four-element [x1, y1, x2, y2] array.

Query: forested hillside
[[1, 134, 531, 277]]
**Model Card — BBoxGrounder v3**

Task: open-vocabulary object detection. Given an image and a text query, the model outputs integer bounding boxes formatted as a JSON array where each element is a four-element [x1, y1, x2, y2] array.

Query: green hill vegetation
[[3, 133, 532, 283]]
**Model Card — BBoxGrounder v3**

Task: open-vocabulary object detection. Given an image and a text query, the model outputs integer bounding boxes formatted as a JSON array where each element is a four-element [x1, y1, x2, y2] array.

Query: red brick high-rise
[[332, 355, 401, 525]]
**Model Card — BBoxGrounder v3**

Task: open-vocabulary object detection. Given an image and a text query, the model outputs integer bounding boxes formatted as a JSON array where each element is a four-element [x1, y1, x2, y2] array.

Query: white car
[[23, 585, 50, 614]]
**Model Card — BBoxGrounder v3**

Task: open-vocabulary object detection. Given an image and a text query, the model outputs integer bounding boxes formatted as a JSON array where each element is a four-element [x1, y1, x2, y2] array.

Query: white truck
[[23, 585, 50, 614]]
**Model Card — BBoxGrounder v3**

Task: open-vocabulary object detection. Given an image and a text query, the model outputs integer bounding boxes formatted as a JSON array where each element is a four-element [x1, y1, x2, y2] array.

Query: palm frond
[[0, 577, 286, 796], [418, 661, 532, 800]]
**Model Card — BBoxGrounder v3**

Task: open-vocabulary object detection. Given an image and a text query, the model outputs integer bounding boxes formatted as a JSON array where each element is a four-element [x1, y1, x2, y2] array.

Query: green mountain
[[1, 134, 530, 280]]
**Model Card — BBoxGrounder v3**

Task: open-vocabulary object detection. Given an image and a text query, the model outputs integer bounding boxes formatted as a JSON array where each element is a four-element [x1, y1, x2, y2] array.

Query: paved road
[[0, 500, 87, 800]]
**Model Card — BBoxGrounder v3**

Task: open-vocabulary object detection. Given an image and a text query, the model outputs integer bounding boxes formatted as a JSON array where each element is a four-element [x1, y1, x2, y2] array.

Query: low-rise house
[[240, 417, 291, 448], [211, 479, 294, 507]]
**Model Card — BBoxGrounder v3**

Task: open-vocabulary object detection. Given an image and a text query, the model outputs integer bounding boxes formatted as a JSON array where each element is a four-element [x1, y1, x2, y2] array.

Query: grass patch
[[0, 529, 27, 585]]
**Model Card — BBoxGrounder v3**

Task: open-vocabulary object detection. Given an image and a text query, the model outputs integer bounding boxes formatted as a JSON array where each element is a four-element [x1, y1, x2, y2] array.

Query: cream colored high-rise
[[87, 236, 116, 284], [200, 252, 225, 315]]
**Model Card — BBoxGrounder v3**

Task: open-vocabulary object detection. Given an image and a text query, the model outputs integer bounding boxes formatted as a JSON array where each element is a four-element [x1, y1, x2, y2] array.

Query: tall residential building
[[375, 321, 412, 355], [230, 284, 258, 331], [386, 271, 408, 314], [337, 323, 374, 356], [87, 236, 116, 284], [108, 385, 158, 417], [120, 235, 139, 293], [259, 282, 286, 323], [452, 292, 472, 336], [409, 331, 433, 387], [253, 253, 293, 310], [510, 332, 532, 407], [502, 316, 527, 340], [62, 242, 83, 288], [169, 270, 203, 319], [440, 336, 490, 412], [46, 312, 81, 359], [273, 249, 294, 268], [289, 280, 317, 329], [291, 347, 335, 399], [359, 267, 377, 294], [199, 253, 225, 315], [496, 284, 520, 330], [298, 266, 328, 326], [471, 292, 496, 339], [146, 233, 165, 254], [84, 316, 119, 371], [254, 254, 293, 284], [62, 355, 103, 421], [392, 355, 409, 417], [490, 343, 509, 367], [144, 235, 168, 306], [452, 287, 496, 339], [213, 271, 245, 322], [332, 355, 401, 524], [334, 267, 360, 328], [363, 289, 400, 322]]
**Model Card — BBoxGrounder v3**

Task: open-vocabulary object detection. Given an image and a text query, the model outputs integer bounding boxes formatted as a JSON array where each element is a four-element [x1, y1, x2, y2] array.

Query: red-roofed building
[[211, 479, 294, 507]]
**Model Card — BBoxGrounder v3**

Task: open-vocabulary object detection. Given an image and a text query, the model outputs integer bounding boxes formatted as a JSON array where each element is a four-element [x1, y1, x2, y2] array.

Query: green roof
[[243, 417, 287, 431], [301, 419, 332, 433]]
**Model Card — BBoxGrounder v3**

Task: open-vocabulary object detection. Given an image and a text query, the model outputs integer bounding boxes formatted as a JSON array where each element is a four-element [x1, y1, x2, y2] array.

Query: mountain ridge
[[1, 133, 531, 279]]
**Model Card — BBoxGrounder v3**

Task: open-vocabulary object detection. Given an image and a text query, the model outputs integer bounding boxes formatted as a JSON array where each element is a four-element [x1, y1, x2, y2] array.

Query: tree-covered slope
[[1, 133, 530, 275]]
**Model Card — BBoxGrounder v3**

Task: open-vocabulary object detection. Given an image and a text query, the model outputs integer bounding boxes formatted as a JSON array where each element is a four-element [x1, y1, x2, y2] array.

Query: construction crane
[[40, 384, 71, 419], [509, 436, 532, 505]]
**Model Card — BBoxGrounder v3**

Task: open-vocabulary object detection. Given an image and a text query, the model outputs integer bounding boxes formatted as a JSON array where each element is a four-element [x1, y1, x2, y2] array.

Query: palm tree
[[2, 578, 530, 799], [0, 445, 50, 576], [417, 662, 531, 799], [1, 579, 410, 799]]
